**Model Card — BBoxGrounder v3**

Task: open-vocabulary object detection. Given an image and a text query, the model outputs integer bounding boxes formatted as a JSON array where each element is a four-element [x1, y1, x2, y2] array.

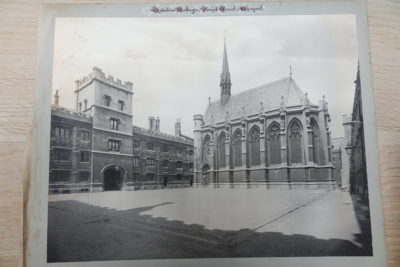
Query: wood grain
[[0, 1, 398, 267], [367, 0, 400, 266]]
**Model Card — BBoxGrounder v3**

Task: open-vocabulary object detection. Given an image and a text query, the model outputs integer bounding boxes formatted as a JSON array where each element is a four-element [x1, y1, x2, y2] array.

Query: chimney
[[155, 117, 160, 132], [342, 114, 352, 144], [175, 119, 181, 137], [54, 90, 59, 106], [75, 80, 80, 90], [148, 116, 155, 131], [75, 80, 80, 111]]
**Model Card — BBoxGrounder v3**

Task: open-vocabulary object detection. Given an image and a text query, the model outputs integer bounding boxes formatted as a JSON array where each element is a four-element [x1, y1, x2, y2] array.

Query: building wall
[[49, 107, 93, 193], [193, 100, 334, 187], [341, 114, 352, 189], [332, 146, 343, 186], [49, 68, 194, 194], [130, 127, 194, 190], [348, 67, 368, 199], [331, 135, 350, 189]]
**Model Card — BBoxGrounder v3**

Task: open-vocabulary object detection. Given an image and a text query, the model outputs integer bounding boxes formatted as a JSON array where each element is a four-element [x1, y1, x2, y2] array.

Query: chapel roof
[[203, 76, 311, 125]]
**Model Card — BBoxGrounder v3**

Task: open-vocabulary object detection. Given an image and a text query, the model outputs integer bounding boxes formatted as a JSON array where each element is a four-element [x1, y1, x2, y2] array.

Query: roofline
[[207, 76, 310, 106]]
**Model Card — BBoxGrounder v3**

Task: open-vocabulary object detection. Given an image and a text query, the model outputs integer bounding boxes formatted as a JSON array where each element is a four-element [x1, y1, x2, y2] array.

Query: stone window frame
[[53, 125, 71, 139], [53, 148, 71, 161], [104, 95, 112, 107], [110, 117, 120, 131], [163, 159, 169, 168], [50, 170, 71, 183], [232, 129, 242, 168], [80, 151, 90, 162], [146, 158, 155, 166], [79, 171, 90, 182], [310, 118, 320, 164], [176, 160, 183, 169], [162, 144, 168, 152], [133, 139, 140, 148], [217, 131, 226, 169], [266, 121, 281, 165], [146, 142, 154, 151], [108, 139, 121, 152], [248, 125, 261, 166], [118, 100, 125, 111], [81, 130, 90, 141], [288, 118, 304, 165], [133, 157, 140, 167], [146, 173, 154, 180]]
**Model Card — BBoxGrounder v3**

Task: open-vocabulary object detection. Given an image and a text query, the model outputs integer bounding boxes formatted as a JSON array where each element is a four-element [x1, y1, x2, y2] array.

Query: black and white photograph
[[43, 3, 375, 264]]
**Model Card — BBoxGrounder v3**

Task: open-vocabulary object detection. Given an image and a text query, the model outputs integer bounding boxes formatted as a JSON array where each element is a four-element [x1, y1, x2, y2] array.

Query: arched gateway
[[102, 164, 125, 191]]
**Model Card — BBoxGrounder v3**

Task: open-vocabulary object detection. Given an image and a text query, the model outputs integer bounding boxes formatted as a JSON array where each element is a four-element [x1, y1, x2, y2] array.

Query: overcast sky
[[52, 15, 358, 138]]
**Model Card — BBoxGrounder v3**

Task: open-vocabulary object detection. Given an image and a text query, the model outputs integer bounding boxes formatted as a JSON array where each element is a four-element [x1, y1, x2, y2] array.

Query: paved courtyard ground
[[47, 187, 372, 262]]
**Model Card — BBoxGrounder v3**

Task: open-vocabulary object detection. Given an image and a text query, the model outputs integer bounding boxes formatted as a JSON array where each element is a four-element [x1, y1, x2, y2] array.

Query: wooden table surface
[[0, 0, 398, 266]]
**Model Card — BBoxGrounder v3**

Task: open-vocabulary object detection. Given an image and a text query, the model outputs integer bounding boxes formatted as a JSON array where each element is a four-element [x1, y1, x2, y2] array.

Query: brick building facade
[[49, 68, 193, 194]]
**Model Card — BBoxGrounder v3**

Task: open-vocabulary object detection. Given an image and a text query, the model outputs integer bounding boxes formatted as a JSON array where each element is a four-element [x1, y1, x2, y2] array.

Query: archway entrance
[[202, 164, 210, 185], [103, 165, 124, 191]]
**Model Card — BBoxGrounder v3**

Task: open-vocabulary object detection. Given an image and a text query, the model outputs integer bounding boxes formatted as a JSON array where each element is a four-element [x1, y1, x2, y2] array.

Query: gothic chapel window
[[289, 120, 303, 164], [232, 130, 242, 167], [217, 133, 226, 169], [310, 120, 319, 163], [268, 124, 281, 165], [248, 128, 261, 166]]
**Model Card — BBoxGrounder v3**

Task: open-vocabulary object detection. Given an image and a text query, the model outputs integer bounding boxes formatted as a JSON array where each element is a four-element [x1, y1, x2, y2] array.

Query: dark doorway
[[103, 167, 122, 191], [163, 176, 168, 187]]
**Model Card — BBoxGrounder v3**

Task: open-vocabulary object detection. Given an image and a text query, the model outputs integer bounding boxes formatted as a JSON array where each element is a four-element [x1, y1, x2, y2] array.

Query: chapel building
[[193, 42, 335, 187]]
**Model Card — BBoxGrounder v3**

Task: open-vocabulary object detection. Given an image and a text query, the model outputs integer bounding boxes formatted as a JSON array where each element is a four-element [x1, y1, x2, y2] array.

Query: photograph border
[[27, 1, 387, 266]]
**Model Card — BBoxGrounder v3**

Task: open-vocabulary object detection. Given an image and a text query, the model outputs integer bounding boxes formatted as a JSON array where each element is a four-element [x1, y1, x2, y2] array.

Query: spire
[[222, 41, 230, 74], [220, 36, 231, 105]]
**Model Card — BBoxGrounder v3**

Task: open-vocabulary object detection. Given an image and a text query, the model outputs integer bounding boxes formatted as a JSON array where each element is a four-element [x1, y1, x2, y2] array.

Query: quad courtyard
[[47, 186, 372, 262]]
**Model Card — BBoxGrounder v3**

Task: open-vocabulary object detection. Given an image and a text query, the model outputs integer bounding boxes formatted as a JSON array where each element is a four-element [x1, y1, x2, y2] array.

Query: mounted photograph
[[35, 3, 382, 265]]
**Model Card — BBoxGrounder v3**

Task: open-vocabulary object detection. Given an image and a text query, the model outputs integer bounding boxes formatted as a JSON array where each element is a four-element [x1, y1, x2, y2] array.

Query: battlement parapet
[[51, 105, 93, 123], [132, 125, 194, 145], [75, 67, 133, 92]]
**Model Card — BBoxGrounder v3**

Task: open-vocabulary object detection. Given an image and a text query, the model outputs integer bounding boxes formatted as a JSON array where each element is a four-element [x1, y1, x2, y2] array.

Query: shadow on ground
[[350, 193, 373, 254], [47, 198, 372, 262]]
